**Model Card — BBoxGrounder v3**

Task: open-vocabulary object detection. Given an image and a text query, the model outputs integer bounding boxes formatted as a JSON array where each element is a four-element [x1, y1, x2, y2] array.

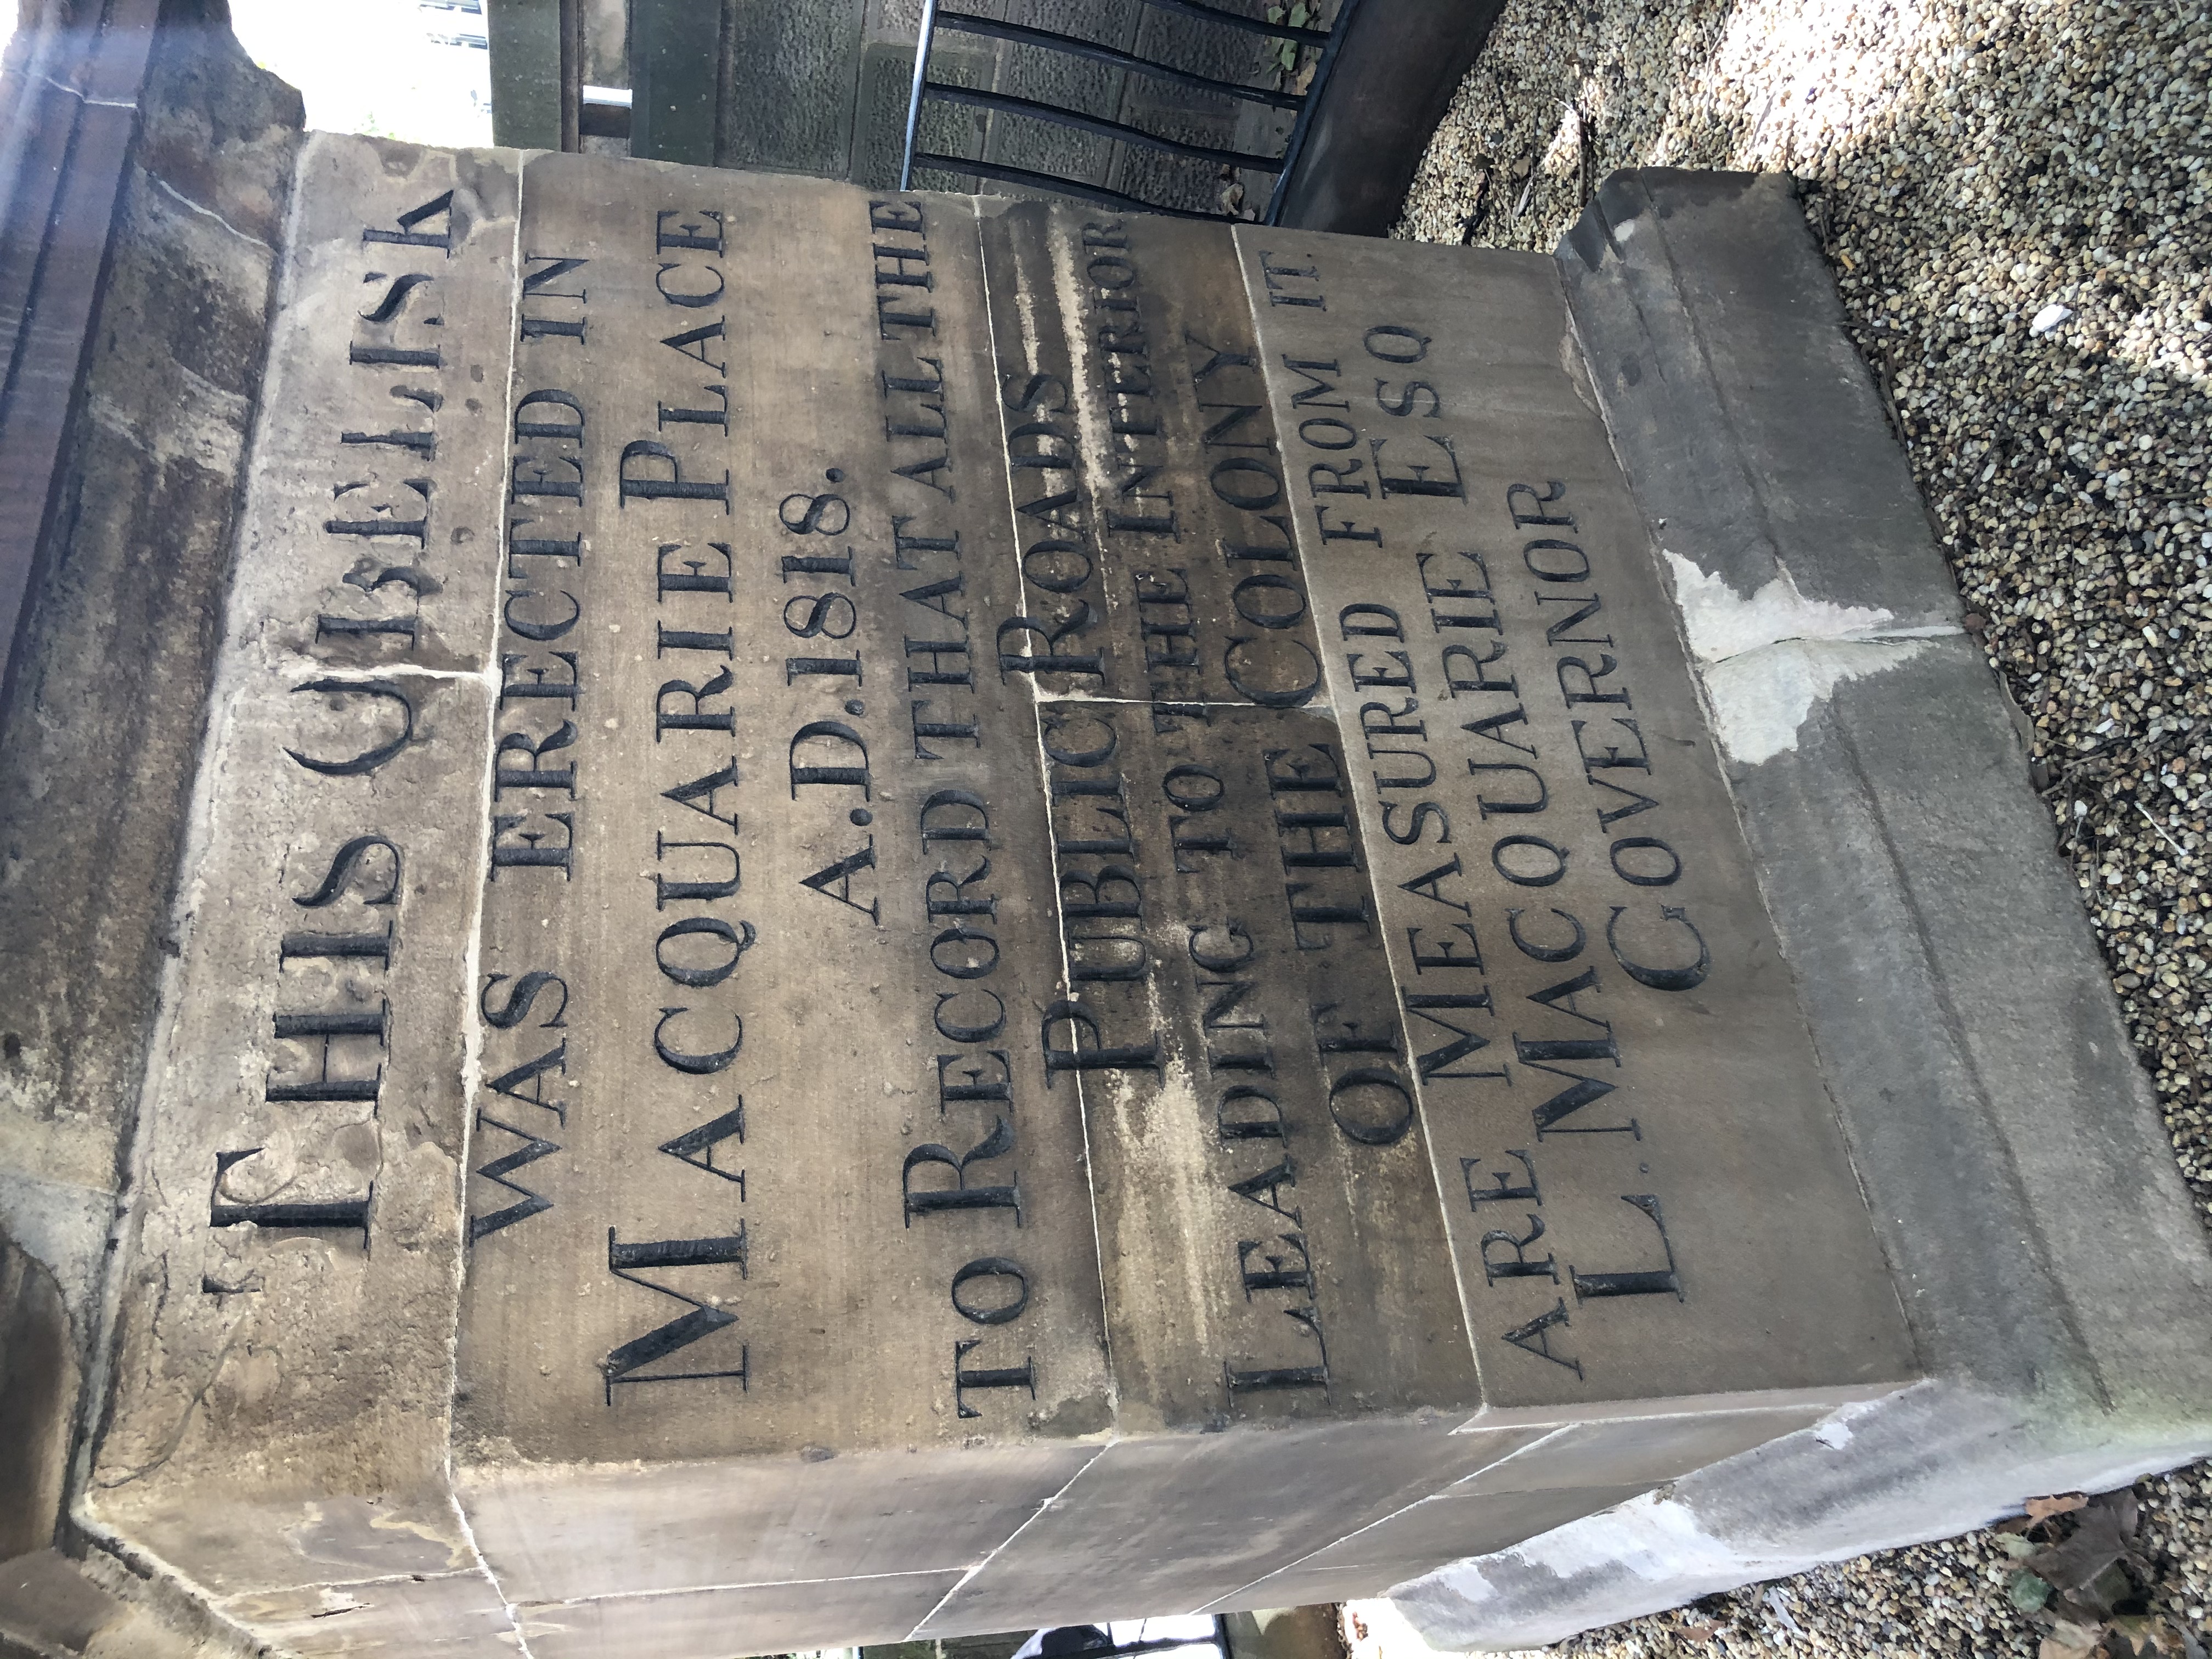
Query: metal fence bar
[[932, 12, 1306, 111], [897, 0, 943, 189], [909, 153, 1226, 219], [1260, 0, 1362, 222], [1132, 0, 1328, 46], [906, 0, 1345, 220], [924, 84, 1289, 171]]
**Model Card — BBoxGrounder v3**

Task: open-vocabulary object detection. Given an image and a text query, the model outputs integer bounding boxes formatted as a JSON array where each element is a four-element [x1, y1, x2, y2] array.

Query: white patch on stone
[[1486, 1490, 1751, 1582], [1663, 552, 1954, 766], [1388, 1491, 1800, 1650]]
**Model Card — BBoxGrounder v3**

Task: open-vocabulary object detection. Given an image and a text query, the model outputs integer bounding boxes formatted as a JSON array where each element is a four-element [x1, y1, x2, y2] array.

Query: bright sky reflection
[[228, 0, 492, 147]]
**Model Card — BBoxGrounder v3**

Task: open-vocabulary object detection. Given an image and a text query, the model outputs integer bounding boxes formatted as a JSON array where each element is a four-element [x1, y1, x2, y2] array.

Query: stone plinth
[[66, 140, 1923, 1658]]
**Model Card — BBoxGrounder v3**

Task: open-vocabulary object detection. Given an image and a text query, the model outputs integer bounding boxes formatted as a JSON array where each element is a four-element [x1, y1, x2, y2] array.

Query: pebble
[[1390, 0, 2211, 1642]]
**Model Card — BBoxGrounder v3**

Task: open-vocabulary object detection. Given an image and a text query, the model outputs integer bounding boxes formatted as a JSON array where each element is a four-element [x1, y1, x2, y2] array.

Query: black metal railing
[[897, 0, 1362, 222]]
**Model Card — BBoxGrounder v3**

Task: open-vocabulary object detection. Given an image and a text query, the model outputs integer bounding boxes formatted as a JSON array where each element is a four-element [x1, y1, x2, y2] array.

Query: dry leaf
[[2039, 1621, 2106, 1659], [2110, 1613, 2178, 1656], [2075, 1561, 2138, 1618], [2022, 1500, 2134, 1594], [2030, 1493, 2092, 1522], [2106, 1491, 2142, 1539]]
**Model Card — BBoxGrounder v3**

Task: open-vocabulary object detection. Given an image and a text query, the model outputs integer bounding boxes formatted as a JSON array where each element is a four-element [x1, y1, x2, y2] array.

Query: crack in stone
[[145, 172, 270, 249]]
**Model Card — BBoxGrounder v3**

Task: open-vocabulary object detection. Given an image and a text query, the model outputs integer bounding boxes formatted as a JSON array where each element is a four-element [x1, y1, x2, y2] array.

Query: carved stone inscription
[[91, 137, 516, 1569], [119, 144, 1917, 1508], [448, 178, 1914, 1450], [454, 157, 1111, 1463], [81, 139, 1923, 1651], [1241, 234, 1916, 1408], [454, 180, 1486, 1453], [974, 204, 1480, 1429]]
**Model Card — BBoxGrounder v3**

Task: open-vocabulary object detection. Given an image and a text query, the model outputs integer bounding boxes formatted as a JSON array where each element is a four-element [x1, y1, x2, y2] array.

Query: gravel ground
[[1528, 1468, 2212, 1656], [1391, 0, 2210, 1647], [1397, 0, 2211, 1214]]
